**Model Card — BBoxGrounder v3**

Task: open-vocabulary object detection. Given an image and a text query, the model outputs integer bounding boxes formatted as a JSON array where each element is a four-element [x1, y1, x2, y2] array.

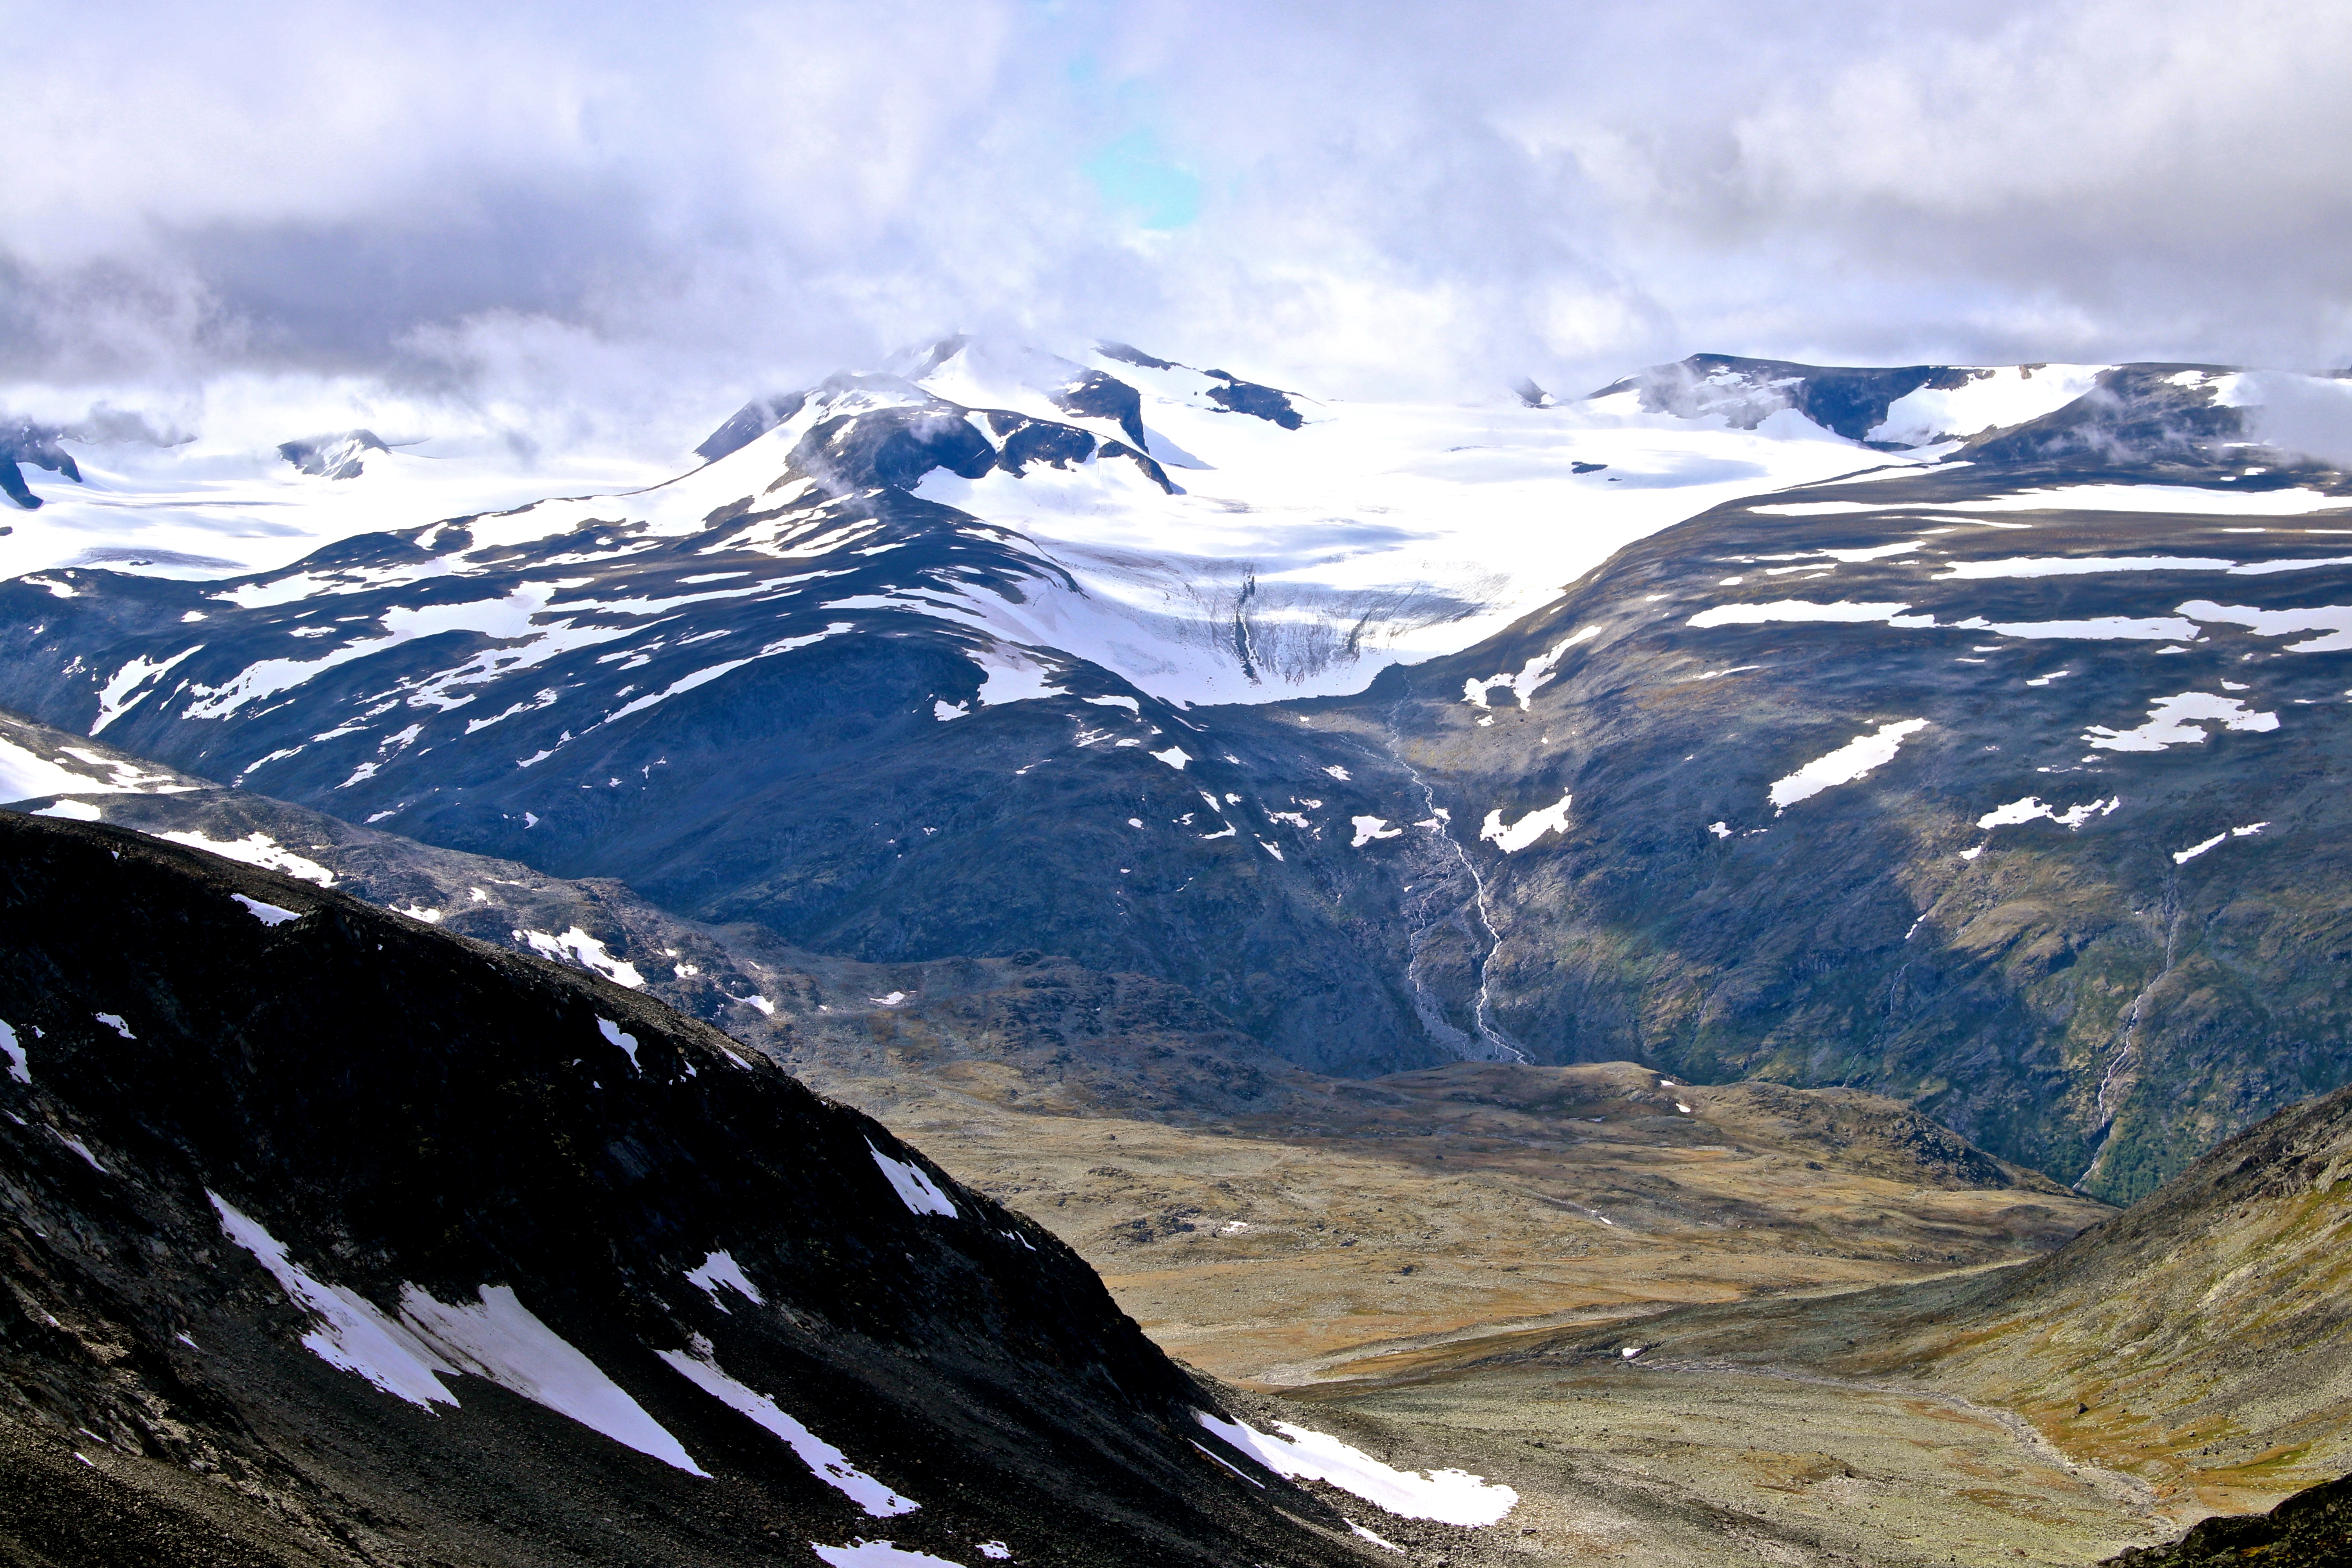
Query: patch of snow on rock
[[1768, 719, 1930, 811], [516, 927, 646, 988], [1976, 796, 2120, 831], [2178, 600, 2352, 653], [683, 1252, 764, 1311], [869, 1144, 958, 1218], [1689, 599, 1932, 630], [1350, 815, 1403, 847], [2084, 692, 2279, 752], [1149, 745, 1191, 769], [596, 1017, 642, 1072], [231, 893, 303, 927], [659, 1339, 917, 1517], [209, 1193, 458, 1410], [809, 1543, 969, 1568], [1479, 790, 1573, 853], [152, 830, 336, 886], [2175, 822, 2271, 864], [0, 1020, 24, 1083], [399, 1284, 707, 1474], [52, 1130, 107, 1172]]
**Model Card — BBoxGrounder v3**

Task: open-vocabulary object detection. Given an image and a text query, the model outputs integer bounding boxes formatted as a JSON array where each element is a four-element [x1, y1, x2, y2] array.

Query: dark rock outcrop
[[2102, 1473, 2351, 1566]]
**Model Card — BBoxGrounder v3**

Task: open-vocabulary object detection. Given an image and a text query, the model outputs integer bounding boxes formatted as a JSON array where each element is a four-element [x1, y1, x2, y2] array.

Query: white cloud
[[2, 0, 2348, 454]]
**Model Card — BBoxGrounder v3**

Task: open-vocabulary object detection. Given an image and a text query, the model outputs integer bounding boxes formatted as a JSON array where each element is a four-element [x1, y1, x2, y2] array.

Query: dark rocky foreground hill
[[0, 813, 1378, 1567]]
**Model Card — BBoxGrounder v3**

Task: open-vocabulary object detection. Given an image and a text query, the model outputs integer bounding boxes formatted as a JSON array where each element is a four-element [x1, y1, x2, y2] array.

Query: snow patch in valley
[[0, 1020, 25, 1083], [1769, 719, 1930, 811], [870, 1145, 958, 1218], [2083, 692, 2278, 752], [1150, 745, 1191, 769], [1194, 1411, 1518, 1526], [91, 646, 205, 734], [1479, 790, 1573, 852], [658, 1339, 917, 1517], [1461, 625, 1600, 708], [152, 830, 336, 886], [1351, 815, 1403, 847]]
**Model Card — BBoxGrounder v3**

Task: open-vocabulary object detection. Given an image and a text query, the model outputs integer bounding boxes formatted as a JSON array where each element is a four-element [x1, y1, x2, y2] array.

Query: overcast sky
[[5, 0, 2349, 452]]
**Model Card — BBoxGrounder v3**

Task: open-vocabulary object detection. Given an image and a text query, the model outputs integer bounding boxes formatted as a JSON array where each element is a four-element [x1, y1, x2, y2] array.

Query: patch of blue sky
[[1083, 129, 1200, 230]]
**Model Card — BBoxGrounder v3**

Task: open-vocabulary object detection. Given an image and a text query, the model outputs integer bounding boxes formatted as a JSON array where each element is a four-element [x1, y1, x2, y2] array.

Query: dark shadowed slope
[[0, 813, 1381, 1567]]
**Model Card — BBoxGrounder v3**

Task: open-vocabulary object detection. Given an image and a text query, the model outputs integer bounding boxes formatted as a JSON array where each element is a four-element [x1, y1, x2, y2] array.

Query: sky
[[4, 0, 2350, 459]]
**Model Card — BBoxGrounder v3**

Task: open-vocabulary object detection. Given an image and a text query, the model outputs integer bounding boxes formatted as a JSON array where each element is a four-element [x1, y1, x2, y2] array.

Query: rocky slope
[[0, 810, 1417, 1567]]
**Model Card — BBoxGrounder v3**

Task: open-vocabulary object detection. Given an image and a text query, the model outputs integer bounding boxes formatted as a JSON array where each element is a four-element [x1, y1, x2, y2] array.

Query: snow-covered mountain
[[5, 342, 2352, 1197]]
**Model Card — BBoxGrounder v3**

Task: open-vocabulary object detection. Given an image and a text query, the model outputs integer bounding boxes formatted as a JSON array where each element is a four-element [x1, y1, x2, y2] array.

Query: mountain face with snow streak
[[5, 344, 2352, 1194], [0, 811, 1376, 1566]]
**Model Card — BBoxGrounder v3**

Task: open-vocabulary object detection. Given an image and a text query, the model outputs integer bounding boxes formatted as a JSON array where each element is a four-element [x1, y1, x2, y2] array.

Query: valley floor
[[813, 1067, 2194, 1566]]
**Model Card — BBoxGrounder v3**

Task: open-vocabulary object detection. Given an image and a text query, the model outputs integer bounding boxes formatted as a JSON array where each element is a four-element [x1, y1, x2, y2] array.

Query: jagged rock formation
[[0, 415, 82, 510]]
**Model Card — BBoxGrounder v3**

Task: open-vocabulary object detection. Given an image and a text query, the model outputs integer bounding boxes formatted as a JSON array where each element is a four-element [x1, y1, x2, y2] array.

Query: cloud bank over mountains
[[4, 0, 2349, 457]]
